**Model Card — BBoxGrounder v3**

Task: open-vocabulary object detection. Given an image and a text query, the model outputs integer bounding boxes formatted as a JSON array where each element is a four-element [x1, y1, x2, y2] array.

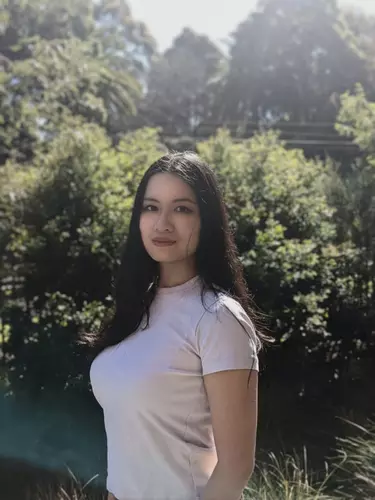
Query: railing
[[157, 121, 359, 153]]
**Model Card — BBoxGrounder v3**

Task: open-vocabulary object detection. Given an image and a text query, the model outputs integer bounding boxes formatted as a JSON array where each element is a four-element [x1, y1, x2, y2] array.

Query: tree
[[0, 0, 155, 164], [141, 28, 224, 134], [339, 8, 375, 99], [197, 129, 338, 389], [197, 121, 374, 393], [215, 0, 372, 124], [0, 0, 94, 60], [1, 39, 141, 163], [328, 85, 375, 365], [93, 0, 155, 81]]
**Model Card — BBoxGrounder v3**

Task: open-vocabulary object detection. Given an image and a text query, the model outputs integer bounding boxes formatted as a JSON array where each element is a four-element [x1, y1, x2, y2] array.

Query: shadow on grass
[[0, 457, 106, 500]]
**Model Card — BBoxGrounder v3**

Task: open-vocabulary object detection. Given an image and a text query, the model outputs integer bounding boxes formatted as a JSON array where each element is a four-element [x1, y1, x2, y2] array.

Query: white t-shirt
[[89, 275, 259, 500]]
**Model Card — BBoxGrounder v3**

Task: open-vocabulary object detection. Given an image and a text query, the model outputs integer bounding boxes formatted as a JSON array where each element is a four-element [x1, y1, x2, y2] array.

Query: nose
[[154, 210, 174, 233]]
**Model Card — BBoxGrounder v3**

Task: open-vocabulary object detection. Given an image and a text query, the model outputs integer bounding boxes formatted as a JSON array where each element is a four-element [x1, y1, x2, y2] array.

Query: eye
[[142, 204, 157, 212], [175, 206, 193, 213]]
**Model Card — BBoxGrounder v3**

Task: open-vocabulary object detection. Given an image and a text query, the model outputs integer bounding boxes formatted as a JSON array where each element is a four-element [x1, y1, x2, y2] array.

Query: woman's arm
[[200, 369, 258, 500], [107, 492, 116, 500]]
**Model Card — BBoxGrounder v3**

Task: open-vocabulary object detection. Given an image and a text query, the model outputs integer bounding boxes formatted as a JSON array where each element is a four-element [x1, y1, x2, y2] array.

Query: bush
[[0, 124, 165, 394]]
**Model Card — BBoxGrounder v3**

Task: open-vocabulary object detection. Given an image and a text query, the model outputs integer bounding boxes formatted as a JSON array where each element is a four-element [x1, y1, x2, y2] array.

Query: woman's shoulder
[[195, 288, 261, 361], [198, 288, 256, 335], [201, 287, 246, 317], [188, 283, 255, 339]]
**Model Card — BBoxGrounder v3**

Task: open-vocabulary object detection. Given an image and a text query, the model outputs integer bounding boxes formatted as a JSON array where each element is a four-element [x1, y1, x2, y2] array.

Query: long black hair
[[80, 151, 272, 361]]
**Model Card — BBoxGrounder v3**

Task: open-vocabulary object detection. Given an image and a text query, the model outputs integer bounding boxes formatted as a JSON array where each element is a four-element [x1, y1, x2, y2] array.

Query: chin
[[149, 250, 191, 264], [148, 250, 180, 263]]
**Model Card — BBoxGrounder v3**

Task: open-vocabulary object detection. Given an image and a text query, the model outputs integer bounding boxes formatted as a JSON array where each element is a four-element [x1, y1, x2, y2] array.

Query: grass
[[244, 448, 337, 500], [333, 419, 375, 500], [31, 467, 105, 500]]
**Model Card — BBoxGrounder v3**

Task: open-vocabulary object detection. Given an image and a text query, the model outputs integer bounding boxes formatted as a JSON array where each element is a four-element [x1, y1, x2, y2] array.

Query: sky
[[129, 0, 375, 51]]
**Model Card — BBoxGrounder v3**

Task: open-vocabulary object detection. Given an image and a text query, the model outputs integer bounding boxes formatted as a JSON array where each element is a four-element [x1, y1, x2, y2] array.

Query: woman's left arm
[[200, 369, 258, 500]]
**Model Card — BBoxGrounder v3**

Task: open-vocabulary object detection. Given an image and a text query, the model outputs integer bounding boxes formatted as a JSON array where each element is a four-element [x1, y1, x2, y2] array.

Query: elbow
[[247, 461, 255, 480], [240, 460, 255, 482], [219, 456, 255, 483]]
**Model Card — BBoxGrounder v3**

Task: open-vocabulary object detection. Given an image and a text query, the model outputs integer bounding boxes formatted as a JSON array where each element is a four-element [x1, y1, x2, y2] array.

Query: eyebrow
[[143, 197, 197, 204]]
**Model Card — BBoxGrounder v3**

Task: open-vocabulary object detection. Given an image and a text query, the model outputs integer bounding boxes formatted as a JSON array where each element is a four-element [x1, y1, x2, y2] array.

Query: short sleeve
[[195, 296, 260, 376]]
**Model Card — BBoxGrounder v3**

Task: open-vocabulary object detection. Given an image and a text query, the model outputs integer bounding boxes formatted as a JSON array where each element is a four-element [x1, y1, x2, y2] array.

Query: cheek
[[139, 214, 151, 241]]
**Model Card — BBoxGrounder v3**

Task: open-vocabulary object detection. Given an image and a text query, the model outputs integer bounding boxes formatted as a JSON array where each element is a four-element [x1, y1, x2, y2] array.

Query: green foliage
[[197, 126, 374, 388], [199, 131, 335, 336], [1, 292, 107, 394], [336, 84, 375, 152], [329, 86, 375, 370], [0, 0, 155, 163]]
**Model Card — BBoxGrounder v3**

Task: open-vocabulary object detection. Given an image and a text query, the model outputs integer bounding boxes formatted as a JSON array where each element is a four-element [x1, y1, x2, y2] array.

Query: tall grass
[[31, 467, 104, 500], [244, 447, 338, 500], [334, 419, 375, 500]]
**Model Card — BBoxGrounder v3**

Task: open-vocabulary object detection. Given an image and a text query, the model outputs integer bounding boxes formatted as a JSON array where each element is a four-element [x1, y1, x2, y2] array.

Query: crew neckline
[[157, 275, 200, 295]]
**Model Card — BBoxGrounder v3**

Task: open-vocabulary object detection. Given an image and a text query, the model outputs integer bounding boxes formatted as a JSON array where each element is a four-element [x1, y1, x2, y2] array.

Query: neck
[[158, 259, 197, 288]]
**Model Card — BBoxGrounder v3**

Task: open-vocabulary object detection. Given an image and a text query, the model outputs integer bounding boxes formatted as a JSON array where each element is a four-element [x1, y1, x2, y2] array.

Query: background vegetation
[[0, 0, 374, 498]]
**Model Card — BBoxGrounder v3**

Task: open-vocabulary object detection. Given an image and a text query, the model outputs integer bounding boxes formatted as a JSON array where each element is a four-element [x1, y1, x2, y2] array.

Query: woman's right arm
[[107, 492, 116, 500]]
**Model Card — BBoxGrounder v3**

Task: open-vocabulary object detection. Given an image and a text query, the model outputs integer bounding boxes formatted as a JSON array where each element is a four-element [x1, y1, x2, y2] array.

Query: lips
[[152, 238, 176, 247]]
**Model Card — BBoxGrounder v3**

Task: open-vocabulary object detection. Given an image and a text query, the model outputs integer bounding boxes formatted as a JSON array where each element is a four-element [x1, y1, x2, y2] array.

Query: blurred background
[[0, 0, 374, 498]]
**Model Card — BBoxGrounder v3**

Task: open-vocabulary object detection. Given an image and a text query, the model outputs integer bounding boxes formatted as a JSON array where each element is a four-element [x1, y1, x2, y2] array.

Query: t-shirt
[[89, 275, 259, 500]]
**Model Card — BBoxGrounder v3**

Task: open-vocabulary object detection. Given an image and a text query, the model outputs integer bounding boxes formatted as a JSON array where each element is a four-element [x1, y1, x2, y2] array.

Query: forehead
[[144, 173, 195, 199]]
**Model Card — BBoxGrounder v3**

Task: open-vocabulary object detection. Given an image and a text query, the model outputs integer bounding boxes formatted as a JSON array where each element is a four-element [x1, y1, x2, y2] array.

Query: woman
[[86, 152, 268, 500]]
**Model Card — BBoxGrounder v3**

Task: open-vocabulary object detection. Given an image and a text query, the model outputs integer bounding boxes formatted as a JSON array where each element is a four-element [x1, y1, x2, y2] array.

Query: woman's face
[[139, 173, 201, 264]]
